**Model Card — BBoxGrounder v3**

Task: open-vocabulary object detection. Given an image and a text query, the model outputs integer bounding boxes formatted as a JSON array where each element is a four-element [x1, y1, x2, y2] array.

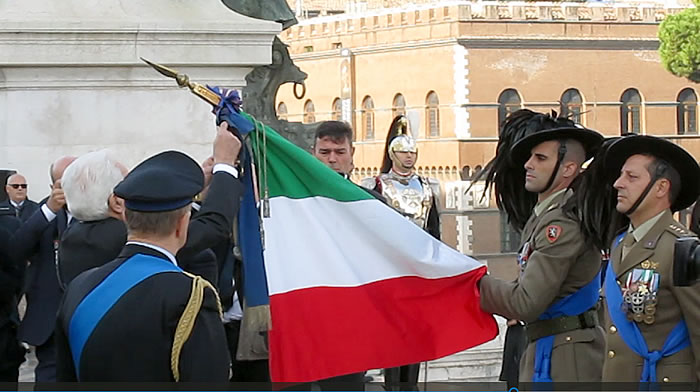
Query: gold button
[[608, 350, 615, 359], [609, 326, 617, 334], [663, 377, 670, 383], [565, 336, 572, 342]]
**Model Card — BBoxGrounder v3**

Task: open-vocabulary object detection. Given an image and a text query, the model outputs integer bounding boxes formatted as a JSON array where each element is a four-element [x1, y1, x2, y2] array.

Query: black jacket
[[0, 199, 39, 222], [57, 170, 244, 287], [55, 244, 229, 381]]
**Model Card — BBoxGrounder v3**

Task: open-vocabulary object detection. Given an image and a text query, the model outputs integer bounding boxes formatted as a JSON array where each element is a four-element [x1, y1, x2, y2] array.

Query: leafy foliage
[[659, 2, 700, 83]]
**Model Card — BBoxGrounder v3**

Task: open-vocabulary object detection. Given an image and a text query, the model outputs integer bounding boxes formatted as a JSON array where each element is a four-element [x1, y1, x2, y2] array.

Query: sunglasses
[[9, 184, 27, 189]]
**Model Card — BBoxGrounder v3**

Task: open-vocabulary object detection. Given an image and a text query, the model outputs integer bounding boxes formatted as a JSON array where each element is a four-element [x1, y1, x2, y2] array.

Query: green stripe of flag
[[244, 112, 373, 202]]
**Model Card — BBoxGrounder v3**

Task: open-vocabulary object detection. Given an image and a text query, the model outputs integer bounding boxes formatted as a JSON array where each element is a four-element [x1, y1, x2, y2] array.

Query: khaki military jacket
[[480, 191, 604, 382], [602, 210, 700, 383]]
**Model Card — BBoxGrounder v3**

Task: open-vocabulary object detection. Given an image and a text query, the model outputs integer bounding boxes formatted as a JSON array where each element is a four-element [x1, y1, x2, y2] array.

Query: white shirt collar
[[125, 241, 178, 266], [10, 200, 23, 208]]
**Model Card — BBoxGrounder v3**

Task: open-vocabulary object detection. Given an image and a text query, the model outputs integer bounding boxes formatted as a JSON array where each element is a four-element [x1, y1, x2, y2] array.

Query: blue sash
[[603, 251, 690, 382], [532, 271, 601, 382], [68, 254, 182, 379]]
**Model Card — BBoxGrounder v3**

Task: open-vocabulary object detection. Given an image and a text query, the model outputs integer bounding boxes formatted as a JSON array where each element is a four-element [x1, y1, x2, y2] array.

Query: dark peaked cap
[[114, 151, 204, 212], [510, 126, 604, 167], [606, 135, 700, 212]]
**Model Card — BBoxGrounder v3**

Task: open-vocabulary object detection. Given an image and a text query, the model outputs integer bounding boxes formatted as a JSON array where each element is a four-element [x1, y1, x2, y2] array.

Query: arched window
[[392, 93, 406, 118], [304, 100, 315, 124], [620, 88, 642, 134], [460, 165, 472, 181], [277, 102, 288, 121], [677, 88, 698, 135], [498, 89, 522, 126], [331, 98, 342, 121], [361, 96, 375, 140], [560, 88, 584, 124], [426, 91, 440, 137]]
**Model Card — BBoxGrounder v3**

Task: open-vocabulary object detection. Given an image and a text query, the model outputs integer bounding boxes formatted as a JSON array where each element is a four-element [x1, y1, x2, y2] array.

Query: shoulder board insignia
[[546, 225, 562, 243], [667, 223, 689, 237]]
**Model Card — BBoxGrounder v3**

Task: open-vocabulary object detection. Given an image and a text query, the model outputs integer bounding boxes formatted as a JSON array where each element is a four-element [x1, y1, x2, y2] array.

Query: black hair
[[314, 121, 353, 147]]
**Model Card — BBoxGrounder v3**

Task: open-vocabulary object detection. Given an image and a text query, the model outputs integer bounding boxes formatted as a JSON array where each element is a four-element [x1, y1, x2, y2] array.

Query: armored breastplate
[[378, 172, 433, 230]]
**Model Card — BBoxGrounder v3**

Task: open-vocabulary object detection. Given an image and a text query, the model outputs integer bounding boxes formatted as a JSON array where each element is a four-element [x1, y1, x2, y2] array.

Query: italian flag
[[251, 123, 498, 382]]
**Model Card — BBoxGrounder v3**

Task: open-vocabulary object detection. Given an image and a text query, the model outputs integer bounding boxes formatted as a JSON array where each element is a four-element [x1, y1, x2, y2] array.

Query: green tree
[[658, 1, 700, 83]]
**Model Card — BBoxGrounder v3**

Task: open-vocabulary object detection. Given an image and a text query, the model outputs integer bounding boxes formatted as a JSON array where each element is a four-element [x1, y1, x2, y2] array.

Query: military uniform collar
[[534, 189, 567, 217], [614, 209, 674, 278], [122, 241, 178, 266], [628, 210, 667, 243]]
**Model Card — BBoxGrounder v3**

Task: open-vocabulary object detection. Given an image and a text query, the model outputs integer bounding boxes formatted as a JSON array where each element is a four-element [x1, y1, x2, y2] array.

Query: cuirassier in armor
[[362, 115, 440, 240]]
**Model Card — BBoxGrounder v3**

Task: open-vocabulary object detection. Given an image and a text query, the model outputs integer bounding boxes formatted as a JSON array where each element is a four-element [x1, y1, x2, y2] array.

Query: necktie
[[622, 233, 636, 260]]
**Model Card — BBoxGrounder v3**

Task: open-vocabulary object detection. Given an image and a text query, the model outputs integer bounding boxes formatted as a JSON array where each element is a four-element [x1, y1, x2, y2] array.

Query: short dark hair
[[646, 155, 682, 205], [314, 121, 353, 147], [124, 205, 190, 237]]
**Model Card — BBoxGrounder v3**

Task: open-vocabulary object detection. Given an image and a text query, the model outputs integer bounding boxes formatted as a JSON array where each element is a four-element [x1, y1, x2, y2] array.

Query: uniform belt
[[526, 308, 598, 342]]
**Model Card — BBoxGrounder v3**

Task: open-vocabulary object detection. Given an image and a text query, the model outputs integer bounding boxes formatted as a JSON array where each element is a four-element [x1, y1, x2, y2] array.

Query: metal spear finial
[[140, 57, 221, 107]]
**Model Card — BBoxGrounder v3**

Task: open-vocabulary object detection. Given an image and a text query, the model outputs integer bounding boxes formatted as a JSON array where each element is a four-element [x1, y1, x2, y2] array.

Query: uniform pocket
[[551, 327, 604, 381]]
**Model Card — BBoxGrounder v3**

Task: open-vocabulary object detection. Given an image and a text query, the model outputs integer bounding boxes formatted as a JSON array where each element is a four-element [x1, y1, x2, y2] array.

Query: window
[[620, 88, 642, 134], [303, 100, 315, 124], [677, 88, 698, 135], [560, 88, 584, 124], [500, 211, 522, 253], [498, 89, 522, 126], [392, 93, 406, 118], [460, 165, 472, 181], [426, 91, 440, 137], [331, 98, 342, 121], [361, 96, 375, 140], [277, 102, 288, 121]]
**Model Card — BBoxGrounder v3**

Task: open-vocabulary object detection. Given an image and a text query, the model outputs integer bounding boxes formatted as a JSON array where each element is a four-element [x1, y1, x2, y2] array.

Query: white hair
[[62, 149, 125, 221]]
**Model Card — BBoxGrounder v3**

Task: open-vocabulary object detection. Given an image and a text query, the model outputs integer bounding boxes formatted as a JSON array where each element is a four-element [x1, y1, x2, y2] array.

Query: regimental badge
[[621, 268, 660, 325], [546, 225, 562, 243]]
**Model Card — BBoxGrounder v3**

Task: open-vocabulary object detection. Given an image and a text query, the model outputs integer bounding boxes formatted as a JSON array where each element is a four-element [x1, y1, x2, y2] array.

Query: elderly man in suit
[[10, 155, 75, 382], [56, 123, 241, 381], [59, 123, 243, 289], [2, 174, 39, 222]]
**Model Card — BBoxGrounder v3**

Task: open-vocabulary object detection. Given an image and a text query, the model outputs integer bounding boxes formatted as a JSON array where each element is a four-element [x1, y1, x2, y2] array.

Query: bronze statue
[[221, 0, 297, 30]]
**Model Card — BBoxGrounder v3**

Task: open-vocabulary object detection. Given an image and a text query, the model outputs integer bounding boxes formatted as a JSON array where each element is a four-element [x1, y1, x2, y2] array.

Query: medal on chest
[[621, 262, 660, 325]]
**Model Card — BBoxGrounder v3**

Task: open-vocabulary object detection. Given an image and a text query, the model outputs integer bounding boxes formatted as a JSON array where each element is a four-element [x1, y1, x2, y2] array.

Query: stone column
[[0, 0, 279, 200]]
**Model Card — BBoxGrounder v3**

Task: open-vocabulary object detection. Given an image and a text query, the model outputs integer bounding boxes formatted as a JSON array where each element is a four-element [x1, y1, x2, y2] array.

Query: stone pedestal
[[0, 0, 279, 199]]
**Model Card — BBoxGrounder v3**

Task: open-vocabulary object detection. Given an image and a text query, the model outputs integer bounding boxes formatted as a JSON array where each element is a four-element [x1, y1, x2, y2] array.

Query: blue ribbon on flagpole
[[207, 87, 270, 309]]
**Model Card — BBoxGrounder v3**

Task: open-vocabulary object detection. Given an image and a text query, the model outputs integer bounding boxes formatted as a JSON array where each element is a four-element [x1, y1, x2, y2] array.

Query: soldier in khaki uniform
[[577, 135, 700, 383], [477, 109, 605, 383]]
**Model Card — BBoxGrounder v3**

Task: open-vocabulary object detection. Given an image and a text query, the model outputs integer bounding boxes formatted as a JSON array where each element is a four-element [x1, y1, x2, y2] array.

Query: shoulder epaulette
[[666, 222, 691, 237]]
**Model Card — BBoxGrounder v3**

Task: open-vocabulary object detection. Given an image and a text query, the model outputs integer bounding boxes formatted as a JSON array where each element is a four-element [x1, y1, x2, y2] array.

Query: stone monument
[[0, 0, 279, 200]]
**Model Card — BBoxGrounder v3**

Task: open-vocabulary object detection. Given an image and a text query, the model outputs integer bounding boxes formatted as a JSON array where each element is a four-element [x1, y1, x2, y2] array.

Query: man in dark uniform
[[572, 135, 700, 384], [476, 109, 605, 383], [54, 125, 241, 381]]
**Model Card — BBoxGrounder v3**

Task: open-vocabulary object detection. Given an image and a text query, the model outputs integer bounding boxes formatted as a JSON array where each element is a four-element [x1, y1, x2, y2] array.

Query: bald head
[[5, 173, 28, 203], [50, 156, 77, 183]]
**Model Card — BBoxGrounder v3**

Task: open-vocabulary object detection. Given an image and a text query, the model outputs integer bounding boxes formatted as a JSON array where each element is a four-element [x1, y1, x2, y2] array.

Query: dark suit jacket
[[0, 200, 39, 222], [55, 244, 229, 381], [56, 170, 244, 288], [10, 203, 68, 346], [57, 217, 126, 289]]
